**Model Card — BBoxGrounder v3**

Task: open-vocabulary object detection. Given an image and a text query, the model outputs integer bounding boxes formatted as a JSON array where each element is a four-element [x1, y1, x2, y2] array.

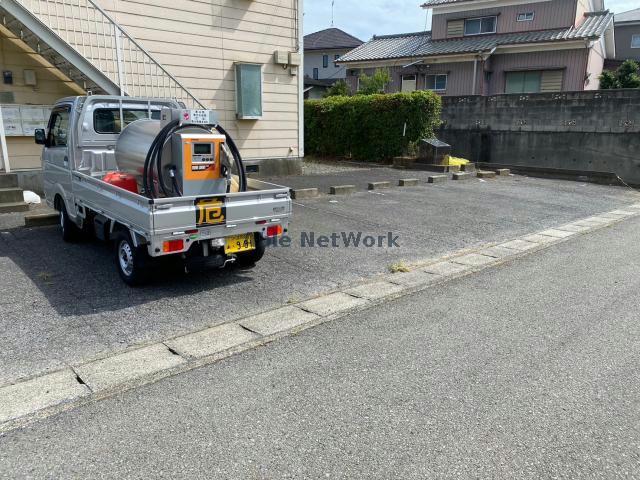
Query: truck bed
[[72, 171, 292, 242]]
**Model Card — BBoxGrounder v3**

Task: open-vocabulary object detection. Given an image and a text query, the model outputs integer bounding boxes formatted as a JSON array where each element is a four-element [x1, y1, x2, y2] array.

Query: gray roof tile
[[304, 28, 363, 51], [340, 11, 613, 63], [421, 0, 474, 6]]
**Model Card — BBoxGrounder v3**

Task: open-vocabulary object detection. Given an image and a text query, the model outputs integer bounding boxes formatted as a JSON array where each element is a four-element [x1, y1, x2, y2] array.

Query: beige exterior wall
[[0, 27, 83, 170], [101, 0, 302, 162], [584, 39, 605, 90], [1, 0, 302, 170]]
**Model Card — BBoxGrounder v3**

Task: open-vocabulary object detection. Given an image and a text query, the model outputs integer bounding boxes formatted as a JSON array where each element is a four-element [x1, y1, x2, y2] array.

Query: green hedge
[[304, 91, 442, 161]]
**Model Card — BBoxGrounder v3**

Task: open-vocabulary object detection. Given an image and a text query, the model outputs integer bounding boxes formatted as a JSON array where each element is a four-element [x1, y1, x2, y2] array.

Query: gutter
[[297, 0, 304, 159], [472, 46, 496, 95]]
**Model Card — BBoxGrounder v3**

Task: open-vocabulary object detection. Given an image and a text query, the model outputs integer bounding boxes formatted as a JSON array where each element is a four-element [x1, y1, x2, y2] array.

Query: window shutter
[[540, 70, 563, 92], [447, 19, 464, 37]]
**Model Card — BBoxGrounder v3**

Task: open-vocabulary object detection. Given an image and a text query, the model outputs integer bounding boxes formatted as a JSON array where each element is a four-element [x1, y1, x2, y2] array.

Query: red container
[[103, 171, 138, 194]]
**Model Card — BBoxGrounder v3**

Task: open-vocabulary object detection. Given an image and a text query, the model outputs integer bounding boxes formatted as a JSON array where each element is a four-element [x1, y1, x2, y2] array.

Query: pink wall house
[[339, 0, 615, 96]]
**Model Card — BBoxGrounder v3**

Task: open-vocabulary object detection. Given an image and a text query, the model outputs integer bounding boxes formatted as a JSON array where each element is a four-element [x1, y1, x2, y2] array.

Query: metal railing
[[17, 0, 204, 108]]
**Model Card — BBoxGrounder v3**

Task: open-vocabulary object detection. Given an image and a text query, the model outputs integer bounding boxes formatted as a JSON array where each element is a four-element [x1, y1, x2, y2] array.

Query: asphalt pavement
[[0, 171, 637, 388], [1, 208, 639, 478]]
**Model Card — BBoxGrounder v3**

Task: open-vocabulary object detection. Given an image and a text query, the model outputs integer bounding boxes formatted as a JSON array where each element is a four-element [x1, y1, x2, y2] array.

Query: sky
[[303, 0, 639, 41]]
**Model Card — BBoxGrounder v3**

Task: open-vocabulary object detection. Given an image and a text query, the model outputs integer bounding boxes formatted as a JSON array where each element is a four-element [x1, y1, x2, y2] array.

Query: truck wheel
[[114, 231, 150, 286], [59, 202, 80, 242], [234, 234, 266, 268]]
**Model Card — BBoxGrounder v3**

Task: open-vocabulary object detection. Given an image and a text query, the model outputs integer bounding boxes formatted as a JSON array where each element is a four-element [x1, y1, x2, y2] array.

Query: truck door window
[[94, 108, 161, 134], [47, 107, 70, 147]]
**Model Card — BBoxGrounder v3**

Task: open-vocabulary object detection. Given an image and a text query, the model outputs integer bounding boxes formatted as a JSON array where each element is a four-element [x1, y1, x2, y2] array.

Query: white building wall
[[304, 49, 350, 80]]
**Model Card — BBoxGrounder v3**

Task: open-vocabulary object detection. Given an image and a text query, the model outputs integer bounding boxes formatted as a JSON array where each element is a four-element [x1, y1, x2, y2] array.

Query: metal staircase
[[0, 0, 204, 108]]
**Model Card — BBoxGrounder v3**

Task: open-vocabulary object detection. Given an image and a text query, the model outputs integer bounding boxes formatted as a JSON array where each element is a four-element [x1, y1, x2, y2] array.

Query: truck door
[[43, 105, 74, 214]]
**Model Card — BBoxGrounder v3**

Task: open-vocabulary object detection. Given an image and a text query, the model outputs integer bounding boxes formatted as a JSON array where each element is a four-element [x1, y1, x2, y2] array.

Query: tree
[[600, 60, 640, 89], [599, 70, 619, 89], [357, 68, 391, 95], [324, 80, 350, 97], [617, 60, 640, 88]]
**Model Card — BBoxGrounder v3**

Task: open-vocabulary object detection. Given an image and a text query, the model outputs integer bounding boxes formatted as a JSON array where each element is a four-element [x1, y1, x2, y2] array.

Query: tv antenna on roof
[[331, 0, 335, 27]]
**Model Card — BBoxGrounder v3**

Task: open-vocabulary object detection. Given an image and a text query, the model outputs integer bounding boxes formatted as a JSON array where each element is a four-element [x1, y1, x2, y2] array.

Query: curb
[[329, 185, 356, 195], [477, 171, 497, 179], [428, 175, 447, 184], [291, 188, 319, 200], [2, 203, 639, 432], [452, 172, 471, 181], [398, 179, 420, 187], [368, 181, 391, 190], [24, 212, 58, 227]]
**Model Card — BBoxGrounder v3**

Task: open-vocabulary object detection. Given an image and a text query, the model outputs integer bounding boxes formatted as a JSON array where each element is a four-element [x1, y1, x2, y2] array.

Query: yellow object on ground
[[444, 155, 470, 166]]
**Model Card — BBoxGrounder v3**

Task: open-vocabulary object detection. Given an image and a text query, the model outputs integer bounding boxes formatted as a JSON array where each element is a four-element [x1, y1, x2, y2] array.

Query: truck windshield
[[94, 108, 161, 134]]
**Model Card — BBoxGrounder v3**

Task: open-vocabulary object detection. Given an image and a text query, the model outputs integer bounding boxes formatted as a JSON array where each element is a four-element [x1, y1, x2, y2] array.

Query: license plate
[[224, 233, 255, 254]]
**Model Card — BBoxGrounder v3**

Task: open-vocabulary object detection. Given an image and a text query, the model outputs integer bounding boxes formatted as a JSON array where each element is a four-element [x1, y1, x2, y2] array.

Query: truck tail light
[[163, 239, 184, 253], [266, 224, 283, 237]]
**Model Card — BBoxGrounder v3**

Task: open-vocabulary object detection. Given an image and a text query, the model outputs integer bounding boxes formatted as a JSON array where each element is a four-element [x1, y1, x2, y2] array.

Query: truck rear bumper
[[146, 220, 288, 258]]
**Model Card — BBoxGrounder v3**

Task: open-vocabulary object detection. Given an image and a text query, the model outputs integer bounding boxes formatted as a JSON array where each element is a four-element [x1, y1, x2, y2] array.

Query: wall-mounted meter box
[[288, 52, 301, 66], [23, 69, 37, 86], [274, 50, 289, 65], [172, 133, 227, 196], [160, 108, 218, 128]]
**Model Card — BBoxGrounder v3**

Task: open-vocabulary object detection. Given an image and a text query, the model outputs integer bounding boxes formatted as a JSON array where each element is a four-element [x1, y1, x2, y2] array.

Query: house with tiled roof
[[339, 0, 615, 96], [614, 8, 640, 61], [303, 28, 363, 98]]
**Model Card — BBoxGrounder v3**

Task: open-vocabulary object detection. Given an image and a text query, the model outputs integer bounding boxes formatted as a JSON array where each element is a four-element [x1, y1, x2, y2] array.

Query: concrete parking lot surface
[[0, 171, 637, 386], [2, 210, 639, 478]]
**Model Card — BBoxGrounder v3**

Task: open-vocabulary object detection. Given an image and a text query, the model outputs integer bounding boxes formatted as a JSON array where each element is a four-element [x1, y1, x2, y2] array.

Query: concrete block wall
[[438, 89, 640, 184]]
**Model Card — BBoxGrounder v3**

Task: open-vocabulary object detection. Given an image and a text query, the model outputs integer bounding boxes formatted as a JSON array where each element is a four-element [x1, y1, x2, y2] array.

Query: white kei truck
[[37, 95, 292, 285]]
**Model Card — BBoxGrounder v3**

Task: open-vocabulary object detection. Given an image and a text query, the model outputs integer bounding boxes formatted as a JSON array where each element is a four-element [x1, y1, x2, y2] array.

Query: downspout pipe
[[473, 56, 478, 95], [474, 46, 497, 95]]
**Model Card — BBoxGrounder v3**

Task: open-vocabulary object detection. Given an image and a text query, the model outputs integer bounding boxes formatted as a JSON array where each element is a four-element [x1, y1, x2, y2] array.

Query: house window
[[401, 75, 417, 92], [334, 54, 340, 68], [313, 68, 319, 80], [505, 70, 541, 94], [235, 63, 263, 119], [323, 55, 329, 68], [426, 74, 447, 91], [632, 35, 640, 48], [517, 12, 534, 22], [464, 16, 497, 35]]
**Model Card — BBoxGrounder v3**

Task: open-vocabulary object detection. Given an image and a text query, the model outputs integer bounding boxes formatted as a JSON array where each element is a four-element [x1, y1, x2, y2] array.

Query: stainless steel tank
[[115, 118, 162, 178]]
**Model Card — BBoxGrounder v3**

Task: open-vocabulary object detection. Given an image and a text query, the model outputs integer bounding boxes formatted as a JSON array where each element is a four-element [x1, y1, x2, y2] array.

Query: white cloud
[[304, 0, 429, 41], [607, 0, 638, 14], [304, 0, 638, 41]]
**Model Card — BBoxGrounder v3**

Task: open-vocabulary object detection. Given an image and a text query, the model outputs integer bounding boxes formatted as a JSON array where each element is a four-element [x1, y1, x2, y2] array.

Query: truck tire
[[234, 233, 266, 268], [58, 201, 80, 243], [114, 231, 150, 286]]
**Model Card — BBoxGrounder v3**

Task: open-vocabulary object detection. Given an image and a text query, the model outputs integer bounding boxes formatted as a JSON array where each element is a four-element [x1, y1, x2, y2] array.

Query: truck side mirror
[[34, 129, 47, 145]]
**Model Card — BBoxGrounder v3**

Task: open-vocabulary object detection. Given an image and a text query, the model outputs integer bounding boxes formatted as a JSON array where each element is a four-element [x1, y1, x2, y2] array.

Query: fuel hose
[[142, 122, 247, 198]]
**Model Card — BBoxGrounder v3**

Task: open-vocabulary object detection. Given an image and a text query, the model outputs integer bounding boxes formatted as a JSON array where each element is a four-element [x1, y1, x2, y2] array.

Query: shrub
[[600, 60, 640, 89], [357, 69, 392, 95], [304, 90, 442, 162], [324, 80, 350, 97]]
